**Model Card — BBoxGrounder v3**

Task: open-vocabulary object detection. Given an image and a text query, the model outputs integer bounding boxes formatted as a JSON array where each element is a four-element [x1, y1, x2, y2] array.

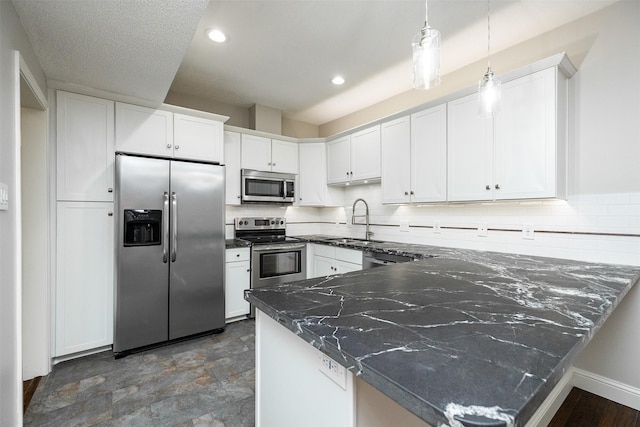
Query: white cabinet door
[[327, 136, 351, 184], [115, 102, 173, 158], [241, 134, 271, 170], [299, 143, 325, 206], [381, 116, 411, 204], [411, 104, 447, 203], [447, 93, 493, 202], [55, 202, 114, 356], [225, 248, 251, 320], [173, 113, 224, 163], [56, 91, 114, 202], [351, 125, 381, 182], [494, 67, 558, 200], [313, 255, 335, 278], [271, 139, 299, 173], [298, 142, 343, 206], [224, 131, 242, 205]]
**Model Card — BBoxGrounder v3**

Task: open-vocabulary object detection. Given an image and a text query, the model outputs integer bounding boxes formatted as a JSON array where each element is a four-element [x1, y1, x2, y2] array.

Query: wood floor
[[24, 373, 638, 426], [549, 388, 639, 427]]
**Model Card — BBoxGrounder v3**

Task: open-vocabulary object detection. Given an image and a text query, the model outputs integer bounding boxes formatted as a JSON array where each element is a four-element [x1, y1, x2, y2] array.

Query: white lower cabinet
[[55, 202, 114, 357], [225, 248, 251, 321], [310, 244, 362, 278]]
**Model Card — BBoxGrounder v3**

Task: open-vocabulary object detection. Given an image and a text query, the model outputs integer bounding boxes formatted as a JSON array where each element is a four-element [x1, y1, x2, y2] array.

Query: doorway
[[20, 63, 50, 382]]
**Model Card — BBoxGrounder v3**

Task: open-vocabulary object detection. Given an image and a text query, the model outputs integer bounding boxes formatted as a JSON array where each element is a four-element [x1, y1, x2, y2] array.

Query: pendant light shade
[[412, 0, 440, 90], [478, 0, 501, 118], [478, 67, 501, 118]]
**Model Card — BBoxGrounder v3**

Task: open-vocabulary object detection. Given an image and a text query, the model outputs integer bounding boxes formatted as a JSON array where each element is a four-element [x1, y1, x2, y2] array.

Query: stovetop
[[234, 216, 299, 245]]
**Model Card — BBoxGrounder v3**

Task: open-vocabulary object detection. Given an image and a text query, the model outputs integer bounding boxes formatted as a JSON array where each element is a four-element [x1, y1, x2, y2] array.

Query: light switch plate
[[433, 223, 441, 234], [0, 183, 8, 211], [522, 224, 535, 240], [399, 220, 409, 232], [478, 224, 488, 237]]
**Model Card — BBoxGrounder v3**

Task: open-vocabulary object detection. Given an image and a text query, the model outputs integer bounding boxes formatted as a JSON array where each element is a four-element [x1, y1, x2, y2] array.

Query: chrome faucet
[[352, 198, 373, 240]]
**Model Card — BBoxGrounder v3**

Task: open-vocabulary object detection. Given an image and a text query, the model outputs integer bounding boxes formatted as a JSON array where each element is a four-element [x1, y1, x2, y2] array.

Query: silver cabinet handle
[[410, 191, 414, 195], [175, 145, 180, 150], [107, 211, 113, 216], [495, 184, 501, 190], [107, 188, 113, 193], [171, 192, 177, 262], [486, 185, 491, 190], [166, 144, 172, 149], [162, 192, 169, 263], [404, 191, 408, 195]]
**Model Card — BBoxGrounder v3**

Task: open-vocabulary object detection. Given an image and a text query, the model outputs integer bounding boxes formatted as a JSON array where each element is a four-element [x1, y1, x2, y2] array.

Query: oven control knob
[[243, 220, 248, 225], [280, 220, 284, 225], [271, 220, 275, 225]]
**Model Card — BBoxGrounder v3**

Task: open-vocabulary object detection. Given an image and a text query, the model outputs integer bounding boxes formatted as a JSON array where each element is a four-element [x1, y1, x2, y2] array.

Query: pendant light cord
[[487, 0, 492, 70], [425, 0, 429, 28]]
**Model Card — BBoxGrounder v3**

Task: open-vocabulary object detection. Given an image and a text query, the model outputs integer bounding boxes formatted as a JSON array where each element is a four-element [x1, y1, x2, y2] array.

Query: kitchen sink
[[324, 238, 383, 246]]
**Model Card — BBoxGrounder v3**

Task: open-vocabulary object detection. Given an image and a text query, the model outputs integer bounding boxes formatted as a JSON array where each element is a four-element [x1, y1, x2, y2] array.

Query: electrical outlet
[[433, 223, 441, 234], [318, 352, 347, 389], [478, 224, 488, 237], [522, 224, 535, 240], [399, 220, 409, 232]]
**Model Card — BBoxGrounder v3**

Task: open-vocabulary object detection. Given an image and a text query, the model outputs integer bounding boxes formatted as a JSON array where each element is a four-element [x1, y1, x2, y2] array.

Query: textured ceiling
[[13, 0, 618, 125], [12, 0, 208, 103]]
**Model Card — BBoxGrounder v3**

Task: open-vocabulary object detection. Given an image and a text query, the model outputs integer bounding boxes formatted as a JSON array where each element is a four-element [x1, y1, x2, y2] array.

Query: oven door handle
[[252, 243, 307, 252]]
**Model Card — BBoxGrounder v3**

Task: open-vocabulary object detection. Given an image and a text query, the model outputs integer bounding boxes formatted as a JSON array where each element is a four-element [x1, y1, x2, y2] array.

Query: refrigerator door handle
[[171, 192, 178, 262], [163, 192, 169, 263]]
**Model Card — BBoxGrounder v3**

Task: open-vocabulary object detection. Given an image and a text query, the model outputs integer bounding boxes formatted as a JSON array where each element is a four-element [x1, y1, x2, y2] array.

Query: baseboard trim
[[572, 368, 640, 412], [525, 370, 575, 427]]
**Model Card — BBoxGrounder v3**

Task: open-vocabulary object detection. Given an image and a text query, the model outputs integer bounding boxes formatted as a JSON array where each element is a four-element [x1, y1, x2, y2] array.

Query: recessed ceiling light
[[332, 76, 345, 85], [206, 28, 227, 43]]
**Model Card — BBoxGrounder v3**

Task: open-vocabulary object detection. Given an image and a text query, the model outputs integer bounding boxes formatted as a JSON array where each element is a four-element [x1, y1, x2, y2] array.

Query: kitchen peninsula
[[245, 237, 640, 427]]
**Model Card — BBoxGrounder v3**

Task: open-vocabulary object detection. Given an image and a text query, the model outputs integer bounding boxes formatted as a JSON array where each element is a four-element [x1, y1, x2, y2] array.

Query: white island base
[[255, 310, 573, 427]]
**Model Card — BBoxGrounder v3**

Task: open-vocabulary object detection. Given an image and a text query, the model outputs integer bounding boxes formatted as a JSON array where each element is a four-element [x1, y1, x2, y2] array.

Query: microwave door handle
[[162, 192, 169, 263], [282, 180, 286, 199], [171, 192, 177, 262]]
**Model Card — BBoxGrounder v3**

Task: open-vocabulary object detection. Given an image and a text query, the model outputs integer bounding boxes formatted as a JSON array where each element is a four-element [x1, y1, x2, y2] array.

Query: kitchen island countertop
[[245, 236, 640, 427]]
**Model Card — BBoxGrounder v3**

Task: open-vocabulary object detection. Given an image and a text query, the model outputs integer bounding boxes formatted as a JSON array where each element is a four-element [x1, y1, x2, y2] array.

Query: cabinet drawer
[[226, 248, 250, 263], [335, 247, 362, 265]]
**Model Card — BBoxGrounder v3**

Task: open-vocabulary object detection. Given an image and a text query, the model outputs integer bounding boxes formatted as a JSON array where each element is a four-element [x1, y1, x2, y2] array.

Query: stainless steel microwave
[[241, 169, 296, 204]]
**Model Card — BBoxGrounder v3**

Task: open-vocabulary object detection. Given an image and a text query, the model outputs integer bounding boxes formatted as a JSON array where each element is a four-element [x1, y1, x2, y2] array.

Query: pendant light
[[412, 0, 440, 90], [478, 0, 501, 118]]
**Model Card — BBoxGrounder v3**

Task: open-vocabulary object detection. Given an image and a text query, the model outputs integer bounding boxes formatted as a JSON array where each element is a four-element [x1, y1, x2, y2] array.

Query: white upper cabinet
[[115, 102, 174, 158], [448, 66, 566, 202], [493, 67, 563, 200], [327, 135, 352, 184], [224, 131, 242, 205], [115, 103, 224, 162], [173, 113, 224, 163], [298, 142, 344, 206], [271, 139, 299, 173], [381, 116, 412, 204], [327, 124, 381, 185], [350, 125, 381, 182], [381, 106, 447, 204], [57, 91, 114, 202], [241, 134, 298, 174]]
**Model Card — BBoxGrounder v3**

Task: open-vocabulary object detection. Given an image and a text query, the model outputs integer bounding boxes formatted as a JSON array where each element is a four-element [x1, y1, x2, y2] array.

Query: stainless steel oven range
[[234, 217, 306, 317]]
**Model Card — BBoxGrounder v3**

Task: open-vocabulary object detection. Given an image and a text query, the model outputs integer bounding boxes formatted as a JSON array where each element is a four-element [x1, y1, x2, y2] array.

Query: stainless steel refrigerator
[[114, 153, 225, 356]]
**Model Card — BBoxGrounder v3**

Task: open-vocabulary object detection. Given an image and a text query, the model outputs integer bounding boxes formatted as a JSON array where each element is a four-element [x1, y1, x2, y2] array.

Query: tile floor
[[24, 319, 255, 427]]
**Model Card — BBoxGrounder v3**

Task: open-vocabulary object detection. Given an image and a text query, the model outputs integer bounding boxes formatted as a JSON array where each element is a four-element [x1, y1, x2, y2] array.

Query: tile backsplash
[[226, 187, 640, 266]]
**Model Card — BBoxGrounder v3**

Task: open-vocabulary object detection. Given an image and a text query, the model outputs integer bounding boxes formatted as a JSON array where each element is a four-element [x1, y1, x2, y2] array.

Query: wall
[[21, 107, 50, 380], [0, 1, 48, 425]]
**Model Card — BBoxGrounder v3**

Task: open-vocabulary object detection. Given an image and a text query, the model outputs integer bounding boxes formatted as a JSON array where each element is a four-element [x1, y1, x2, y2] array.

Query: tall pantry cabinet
[[55, 91, 115, 357]]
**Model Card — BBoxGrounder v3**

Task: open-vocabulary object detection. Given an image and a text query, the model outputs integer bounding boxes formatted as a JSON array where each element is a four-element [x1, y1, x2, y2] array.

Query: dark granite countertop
[[245, 235, 640, 427], [225, 238, 251, 249]]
